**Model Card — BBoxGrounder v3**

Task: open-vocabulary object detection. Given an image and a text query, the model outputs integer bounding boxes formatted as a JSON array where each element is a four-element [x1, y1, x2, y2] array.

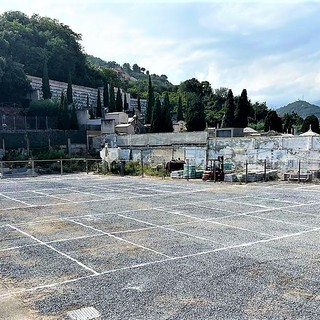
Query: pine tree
[[151, 97, 162, 133], [109, 83, 115, 112], [70, 104, 78, 130], [162, 92, 173, 132], [222, 89, 235, 127], [96, 88, 102, 118], [103, 83, 109, 113], [234, 89, 249, 127], [177, 96, 183, 121], [66, 72, 73, 105], [115, 87, 123, 112], [41, 59, 51, 100], [145, 75, 154, 124]]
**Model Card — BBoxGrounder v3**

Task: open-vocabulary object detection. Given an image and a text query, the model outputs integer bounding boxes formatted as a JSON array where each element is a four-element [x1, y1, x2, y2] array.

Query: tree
[[137, 95, 141, 112], [132, 63, 140, 73], [0, 11, 122, 89], [162, 92, 173, 132], [264, 110, 282, 132], [179, 78, 203, 97], [115, 87, 123, 112], [151, 97, 162, 133], [122, 63, 131, 73], [66, 72, 73, 105], [123, 93, 129, 112], [57, 91, 64, 129], [145, 75, 154, 124], [250, 101, 269, 122], [301, 115, 320, 133], [58, 92, 70, 130], [177, 96, 184, 121], [62, 92, 70, 130], [282, 112, 303, 134], [41, 59, 51, 99], [87, 95, 94, 119], [96, 88, 102, 117], [0, 57, 31, 105], [109, 83, 115, 112], [70, 104, 78, 130], [103, 83, 109, 112], [234, 89, 249, 127], [222, 89, 235, 127], [185, 94, 206, 131]]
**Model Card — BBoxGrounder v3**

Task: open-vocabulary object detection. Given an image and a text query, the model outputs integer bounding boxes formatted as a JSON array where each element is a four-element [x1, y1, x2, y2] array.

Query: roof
[[243, 127, 258, 133], [299, 127, 320, 136], [115, 123, 132, 128]]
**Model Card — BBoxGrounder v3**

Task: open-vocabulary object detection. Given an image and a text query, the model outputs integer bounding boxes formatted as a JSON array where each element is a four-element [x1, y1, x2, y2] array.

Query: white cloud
[[1, 0, 320, 106]]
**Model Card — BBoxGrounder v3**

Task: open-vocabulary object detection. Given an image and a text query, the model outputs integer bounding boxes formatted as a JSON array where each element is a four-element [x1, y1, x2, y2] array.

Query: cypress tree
[[57, 91, 64, 129], [151, 97, 162, 133], [137, 96, 141, 112], [222, 89, 235, 127], [109, 83, 115, 112], [234, 89, 249, 128], [177, 96, 183, 121], [162, 92, 173, 132], [42, 59, 51, 100], [70, 104, 78, 130], [145, 75, 154, 124], [96, 88, 102, 118], [66, 72, 73, 105], [103, 83, 109, 113], [62, 93, 70, 130], [115, 87, 123, 112], [124, 93, 129, 112], [87, 95, 94, 119]]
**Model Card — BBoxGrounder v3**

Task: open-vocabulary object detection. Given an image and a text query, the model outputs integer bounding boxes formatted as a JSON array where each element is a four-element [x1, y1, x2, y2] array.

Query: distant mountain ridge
[[276, 100, 320, 119]]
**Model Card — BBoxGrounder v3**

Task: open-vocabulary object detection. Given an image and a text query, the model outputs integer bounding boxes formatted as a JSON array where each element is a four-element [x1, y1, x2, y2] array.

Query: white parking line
[[7, 225, 99, 275], [2, 225, 320, 299], [64, 218, 172, 259], [154, 207, 274, 237], [0, 192, 32, 206]]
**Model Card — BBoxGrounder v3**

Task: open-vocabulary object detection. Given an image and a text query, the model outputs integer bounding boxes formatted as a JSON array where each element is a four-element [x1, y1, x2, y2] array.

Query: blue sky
[[1, 0, 320, 108]]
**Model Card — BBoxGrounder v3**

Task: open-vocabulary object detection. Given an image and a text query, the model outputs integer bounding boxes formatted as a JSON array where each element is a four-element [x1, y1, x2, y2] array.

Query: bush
[[28, 99, 60, 116], [124, 161, 141, 176]]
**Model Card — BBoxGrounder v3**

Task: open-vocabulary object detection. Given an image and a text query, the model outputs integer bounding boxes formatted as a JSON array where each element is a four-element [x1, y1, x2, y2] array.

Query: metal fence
[[0, 158, 102, 178], [1, 115, 58, 131]]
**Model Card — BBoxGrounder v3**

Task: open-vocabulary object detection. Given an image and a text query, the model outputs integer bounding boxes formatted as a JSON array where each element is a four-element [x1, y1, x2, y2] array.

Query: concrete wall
[[99, 131, 320, 173], [208, 135, 320, 172], [28, 75, 100, 109]]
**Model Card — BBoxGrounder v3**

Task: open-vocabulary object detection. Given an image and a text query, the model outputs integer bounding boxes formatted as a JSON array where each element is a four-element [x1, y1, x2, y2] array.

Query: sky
[[1, 0, 320, 108]]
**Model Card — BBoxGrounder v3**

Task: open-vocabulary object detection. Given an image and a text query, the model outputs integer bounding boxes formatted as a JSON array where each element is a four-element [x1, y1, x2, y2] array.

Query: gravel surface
[[0, 174, 320, 319]]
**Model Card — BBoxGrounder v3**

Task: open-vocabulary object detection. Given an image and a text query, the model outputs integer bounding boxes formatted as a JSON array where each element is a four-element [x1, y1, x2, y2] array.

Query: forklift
[[202, 156, 224, 181]]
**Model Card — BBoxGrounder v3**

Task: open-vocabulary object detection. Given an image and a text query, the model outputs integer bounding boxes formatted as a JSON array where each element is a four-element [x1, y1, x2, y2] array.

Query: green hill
[[276, 100, 320, 119]]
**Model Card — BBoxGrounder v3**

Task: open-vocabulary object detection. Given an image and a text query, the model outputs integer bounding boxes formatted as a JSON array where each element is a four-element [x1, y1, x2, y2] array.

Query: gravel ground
[[0, 174, 320, 319]]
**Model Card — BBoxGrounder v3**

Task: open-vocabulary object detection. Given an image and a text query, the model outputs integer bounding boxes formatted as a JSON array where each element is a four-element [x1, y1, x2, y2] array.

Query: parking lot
[[1, 174, 320, 319]]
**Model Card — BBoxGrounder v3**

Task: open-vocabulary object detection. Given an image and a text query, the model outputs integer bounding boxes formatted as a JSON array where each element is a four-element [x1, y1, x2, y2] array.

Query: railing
[[0, 158, 102, 178]]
